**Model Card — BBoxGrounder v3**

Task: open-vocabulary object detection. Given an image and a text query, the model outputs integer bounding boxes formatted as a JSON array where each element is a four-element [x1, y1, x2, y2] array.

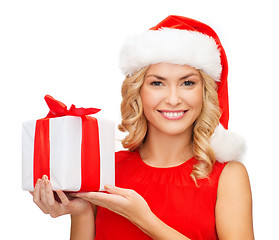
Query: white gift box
[[22, 115, 115, 192]]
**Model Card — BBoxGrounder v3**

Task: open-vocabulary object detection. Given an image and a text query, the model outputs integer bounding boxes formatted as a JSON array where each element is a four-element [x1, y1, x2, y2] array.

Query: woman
[[32, 15, 254, 239]]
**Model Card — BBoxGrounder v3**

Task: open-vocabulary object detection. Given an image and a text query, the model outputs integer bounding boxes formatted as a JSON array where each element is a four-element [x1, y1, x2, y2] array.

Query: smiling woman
[[31, 15, 254, 240]]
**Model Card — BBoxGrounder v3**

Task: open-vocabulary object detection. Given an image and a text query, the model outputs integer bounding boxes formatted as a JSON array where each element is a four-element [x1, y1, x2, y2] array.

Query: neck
[[139, 125, 194, 167]]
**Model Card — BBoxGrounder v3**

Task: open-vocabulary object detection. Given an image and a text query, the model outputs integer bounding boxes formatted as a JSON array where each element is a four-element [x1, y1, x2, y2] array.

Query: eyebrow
[[145, 73, 198, 80]]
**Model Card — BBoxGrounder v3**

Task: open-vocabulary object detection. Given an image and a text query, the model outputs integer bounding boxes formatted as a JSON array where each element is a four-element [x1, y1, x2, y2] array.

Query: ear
[[210, 124, 246, 163]]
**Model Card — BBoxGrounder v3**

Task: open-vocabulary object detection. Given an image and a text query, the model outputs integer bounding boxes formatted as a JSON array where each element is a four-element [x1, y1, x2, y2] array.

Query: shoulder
[[215, 161, 254, 238], [217, 161, 251, 202], [218, 161, 250, 191]]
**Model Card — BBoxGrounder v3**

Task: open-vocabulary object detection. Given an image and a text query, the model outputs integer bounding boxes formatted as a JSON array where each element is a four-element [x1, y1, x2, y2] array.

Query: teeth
[[162, 111, 184, 118]]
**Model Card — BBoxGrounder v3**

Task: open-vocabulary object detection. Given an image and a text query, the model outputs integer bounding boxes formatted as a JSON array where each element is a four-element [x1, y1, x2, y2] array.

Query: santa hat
[[119, 15, 245, 162]]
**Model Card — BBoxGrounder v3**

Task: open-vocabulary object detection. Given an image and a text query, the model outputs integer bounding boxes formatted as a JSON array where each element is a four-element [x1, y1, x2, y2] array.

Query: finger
[[45, 179, 57, 208], [43, 177, 64, 218], [71, 191, 105, 199], [33, 179, 49, 214], [56, 190, 70, 206], [33, 179, 41, 203], [104, 185, 134, 198], [70, 192, 107, 205], [72, 192, 126, 209], [76, 196, 110, 208], [40, 177, 48, 205]]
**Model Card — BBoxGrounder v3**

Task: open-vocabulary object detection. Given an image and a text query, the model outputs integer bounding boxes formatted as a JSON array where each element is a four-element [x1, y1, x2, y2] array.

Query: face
[[140, 63, 203, 137]]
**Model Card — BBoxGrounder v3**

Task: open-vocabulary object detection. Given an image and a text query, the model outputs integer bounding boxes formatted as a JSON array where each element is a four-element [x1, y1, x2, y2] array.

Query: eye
[[182, 80, 195, 86], [150, 81, 163, 86]]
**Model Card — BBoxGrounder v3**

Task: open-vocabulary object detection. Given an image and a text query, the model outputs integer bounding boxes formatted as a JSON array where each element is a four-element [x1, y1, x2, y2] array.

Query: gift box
[[22, 95, 115, 192]]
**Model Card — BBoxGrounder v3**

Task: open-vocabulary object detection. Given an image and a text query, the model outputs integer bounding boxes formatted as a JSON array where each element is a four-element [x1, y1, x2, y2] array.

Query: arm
[[70, 203, 96, 240], [135, 210, 190, 240], [71, 185, 191, 240], [215, 161, 254, 239]]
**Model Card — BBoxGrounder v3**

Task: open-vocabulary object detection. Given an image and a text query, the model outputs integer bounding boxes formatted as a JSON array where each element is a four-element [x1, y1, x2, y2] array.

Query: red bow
[[44, 95, 101, 118]]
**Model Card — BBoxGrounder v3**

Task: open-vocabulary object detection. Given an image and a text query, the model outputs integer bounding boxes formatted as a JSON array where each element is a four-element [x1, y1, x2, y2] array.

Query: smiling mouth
[[158, 110, 188, 120]]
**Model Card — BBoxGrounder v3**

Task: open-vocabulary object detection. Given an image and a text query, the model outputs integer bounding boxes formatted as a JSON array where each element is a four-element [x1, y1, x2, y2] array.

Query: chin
[[159, 125, 193, 136]]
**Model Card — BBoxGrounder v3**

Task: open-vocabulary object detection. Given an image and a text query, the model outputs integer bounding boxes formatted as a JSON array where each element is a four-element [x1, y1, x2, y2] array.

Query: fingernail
[[104, 185, 113, 191], [42, 175, 48, 181]]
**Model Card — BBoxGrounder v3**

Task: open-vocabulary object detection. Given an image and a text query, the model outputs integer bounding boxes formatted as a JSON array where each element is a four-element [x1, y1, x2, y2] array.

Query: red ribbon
[[33, 119, 50, 187], [33, 95, 101, 191], [44, 95, 101, 118]]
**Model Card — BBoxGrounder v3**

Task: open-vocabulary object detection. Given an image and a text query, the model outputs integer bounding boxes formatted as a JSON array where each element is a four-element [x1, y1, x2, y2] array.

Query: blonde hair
[[191, 71, 221, 184], [118, 67, 221, 182], [118, 66, 149, 150]]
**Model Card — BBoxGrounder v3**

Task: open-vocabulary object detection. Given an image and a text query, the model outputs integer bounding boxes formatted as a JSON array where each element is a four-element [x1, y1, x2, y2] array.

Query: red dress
[[95, 150, 227, 240]]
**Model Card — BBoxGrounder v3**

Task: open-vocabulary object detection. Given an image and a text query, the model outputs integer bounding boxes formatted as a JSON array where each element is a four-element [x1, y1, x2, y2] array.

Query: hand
[[70, 185, 152, 226], [30, 175, 91, 218]]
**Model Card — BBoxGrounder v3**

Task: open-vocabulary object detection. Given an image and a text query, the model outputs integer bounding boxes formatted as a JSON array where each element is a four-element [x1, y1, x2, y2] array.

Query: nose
[[165, 87, 182, 106]]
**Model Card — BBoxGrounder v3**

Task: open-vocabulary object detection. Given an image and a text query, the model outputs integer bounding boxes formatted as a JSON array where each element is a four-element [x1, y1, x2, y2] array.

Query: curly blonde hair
[[118, 66, 149, 150], [191, 71, 221, 183], [118, 67, 221, 182]]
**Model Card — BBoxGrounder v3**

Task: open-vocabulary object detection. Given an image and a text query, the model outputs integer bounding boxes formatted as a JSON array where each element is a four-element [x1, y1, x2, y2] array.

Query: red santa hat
[[119, 15, 245, 162]]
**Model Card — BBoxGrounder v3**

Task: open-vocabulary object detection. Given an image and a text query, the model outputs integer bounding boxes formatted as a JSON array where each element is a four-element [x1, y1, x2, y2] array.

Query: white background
[[1, 0, 278, 239]]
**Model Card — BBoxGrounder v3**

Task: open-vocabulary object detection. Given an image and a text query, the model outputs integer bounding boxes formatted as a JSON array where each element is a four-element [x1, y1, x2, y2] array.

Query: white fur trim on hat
[[119, 28, 222, 81], [210, 124, 246, 163]]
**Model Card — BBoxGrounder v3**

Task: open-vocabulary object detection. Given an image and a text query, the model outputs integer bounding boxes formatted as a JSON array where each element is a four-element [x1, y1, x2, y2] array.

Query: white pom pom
[[210, 124, 246, 163]]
